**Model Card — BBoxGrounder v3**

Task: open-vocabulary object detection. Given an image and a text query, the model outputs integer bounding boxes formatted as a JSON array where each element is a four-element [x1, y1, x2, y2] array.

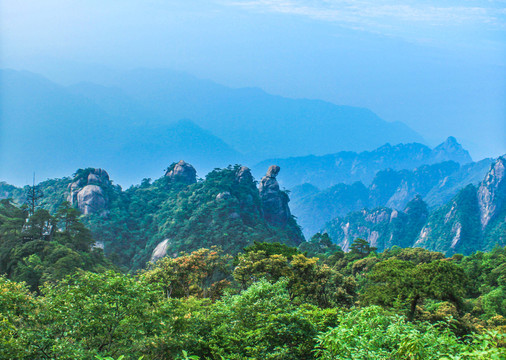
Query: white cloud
[[224, 0, 506, 39]]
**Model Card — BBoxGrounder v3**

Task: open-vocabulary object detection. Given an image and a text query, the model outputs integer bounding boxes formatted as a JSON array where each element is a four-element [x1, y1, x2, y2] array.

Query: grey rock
[[266, 165, 280, 178], [150, 239, 170, 262], [216, 191, 232, 200], [236, 166, 254, 184], [68, 168, 110, 215], [259, 165, 291, 227], [165, 160, 197, 185], [77, 185, 106, 215]]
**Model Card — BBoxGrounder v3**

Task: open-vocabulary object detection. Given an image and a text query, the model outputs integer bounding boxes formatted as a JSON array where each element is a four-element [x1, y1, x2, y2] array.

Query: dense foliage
[[0, 199, 112, 292], [1, 218, 505, 359]]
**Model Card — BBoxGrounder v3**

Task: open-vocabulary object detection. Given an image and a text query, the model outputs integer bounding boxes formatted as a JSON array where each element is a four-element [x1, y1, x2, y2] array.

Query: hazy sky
[[1, 0, 505, 159]]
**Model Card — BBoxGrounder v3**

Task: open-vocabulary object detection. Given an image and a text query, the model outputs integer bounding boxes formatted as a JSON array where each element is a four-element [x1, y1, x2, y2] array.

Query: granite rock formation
[[165, 160, 197, 185], [323, 196, 429, 252], [150, 239, 170, 263], [68, 168, 110, 215], [259, 165, 291, 227], [236, 166, 254, 185]]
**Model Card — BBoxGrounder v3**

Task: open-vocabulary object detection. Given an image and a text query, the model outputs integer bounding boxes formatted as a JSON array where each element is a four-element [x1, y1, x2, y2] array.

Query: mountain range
[[323, 156, 506, 255], [281, 138, 491, 237], [253, 136, 473, 189], [1, 68, 424, 186]]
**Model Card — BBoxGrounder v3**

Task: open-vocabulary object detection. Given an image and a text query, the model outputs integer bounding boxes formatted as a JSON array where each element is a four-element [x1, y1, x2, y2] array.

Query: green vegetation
[[1, 215, 505, 359], [20, 165, 303, 270], [0, 199, 112, 292], [0, 164, 504, 359]]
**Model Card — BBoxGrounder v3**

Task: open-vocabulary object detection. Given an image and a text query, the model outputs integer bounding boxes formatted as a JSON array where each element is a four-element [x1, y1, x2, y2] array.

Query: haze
[[1, 0, 505, 162]]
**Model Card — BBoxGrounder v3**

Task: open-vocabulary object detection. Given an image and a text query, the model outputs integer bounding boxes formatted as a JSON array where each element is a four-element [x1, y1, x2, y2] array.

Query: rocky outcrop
[[324, 157, 504, 255], [259, 165, 291, 227], [150, 239, 170, 262], [76, 185, 106, 215], [165, 160, 197, 185], [477, 157, 505, 228], [68, 168, 110, 215], [414, 185, 481, 255], [216, 191, 231, 200], [236, 166, 254, 185]]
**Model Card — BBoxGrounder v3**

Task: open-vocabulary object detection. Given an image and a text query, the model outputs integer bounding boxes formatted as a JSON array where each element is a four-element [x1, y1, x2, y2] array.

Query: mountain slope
[[324, 156, 506, 255], [323, 196, 429, 252], [0, 163, 304, 269], [291, 159, 491, 237], [415, 156, 506, 254]]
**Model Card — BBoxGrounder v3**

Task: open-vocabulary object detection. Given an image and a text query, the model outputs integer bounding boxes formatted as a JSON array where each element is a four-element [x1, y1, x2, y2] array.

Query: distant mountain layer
[[1, 68, 423, 186], [0, 70, 240, 186], [323, 157, 506, 255], [291, 159, 493, 237], [254, 137, 472, 189]]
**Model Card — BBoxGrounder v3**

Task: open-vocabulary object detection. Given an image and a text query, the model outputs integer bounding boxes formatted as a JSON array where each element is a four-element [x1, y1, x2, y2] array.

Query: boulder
[[76, 185, 106, 215], [266, 165, 280, 178], [68, 168, 110, 215], [165, 160, 197, 185]]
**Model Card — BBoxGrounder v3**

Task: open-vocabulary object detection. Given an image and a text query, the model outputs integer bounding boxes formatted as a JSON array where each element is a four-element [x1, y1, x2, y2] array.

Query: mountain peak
[[431, 137, 472, 165], [444, 136, 458, 145]]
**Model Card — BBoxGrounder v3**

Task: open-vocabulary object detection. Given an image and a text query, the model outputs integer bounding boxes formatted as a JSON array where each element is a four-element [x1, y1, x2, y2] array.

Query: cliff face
[[291, 160, 489, 238], [478, 157, 505, 228], [414, 185, 481, 255], [414, 157, 506, 254], [68, 168, 111, 215], [323, 196, 428, 252]]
